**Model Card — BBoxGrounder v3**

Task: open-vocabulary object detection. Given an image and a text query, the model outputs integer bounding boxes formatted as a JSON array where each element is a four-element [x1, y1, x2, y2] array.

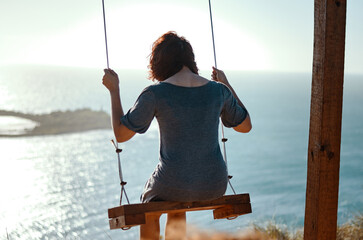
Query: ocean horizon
[[0, 65, 362, 239]]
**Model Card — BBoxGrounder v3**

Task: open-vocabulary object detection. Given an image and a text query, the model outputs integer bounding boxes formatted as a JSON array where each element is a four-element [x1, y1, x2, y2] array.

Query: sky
[[0, 0, 362, 73]]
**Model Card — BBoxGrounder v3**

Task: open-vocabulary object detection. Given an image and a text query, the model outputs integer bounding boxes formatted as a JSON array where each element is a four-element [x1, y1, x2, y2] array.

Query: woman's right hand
[[102, 69, 119, 93], [211, 67, 229, 85]]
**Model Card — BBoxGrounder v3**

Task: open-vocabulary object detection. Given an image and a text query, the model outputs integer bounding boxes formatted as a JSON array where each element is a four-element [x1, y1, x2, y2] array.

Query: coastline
[[0, 108, 111, 137]]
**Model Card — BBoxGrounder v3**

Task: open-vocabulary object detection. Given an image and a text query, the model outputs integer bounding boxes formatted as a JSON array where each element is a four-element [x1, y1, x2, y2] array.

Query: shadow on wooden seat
[[108, 193, 252, 229]]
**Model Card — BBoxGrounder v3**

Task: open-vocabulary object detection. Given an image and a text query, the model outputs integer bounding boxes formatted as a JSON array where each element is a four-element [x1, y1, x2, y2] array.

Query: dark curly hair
[[148, 31, 199, 81]]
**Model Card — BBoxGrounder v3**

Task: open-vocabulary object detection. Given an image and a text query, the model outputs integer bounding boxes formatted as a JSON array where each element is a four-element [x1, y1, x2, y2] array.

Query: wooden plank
[[108, 194, 251, 229], [109, 214, 146, 229], [213, 203, 252, 219], [108, 193, 250, 218], [304, 0, 346, 240]]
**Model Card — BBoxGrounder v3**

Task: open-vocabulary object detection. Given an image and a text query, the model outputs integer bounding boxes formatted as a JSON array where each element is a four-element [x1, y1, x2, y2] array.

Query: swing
[[102, 0, 252, 230], [108, 141, 252, 230], [109, 194, 251, 229]]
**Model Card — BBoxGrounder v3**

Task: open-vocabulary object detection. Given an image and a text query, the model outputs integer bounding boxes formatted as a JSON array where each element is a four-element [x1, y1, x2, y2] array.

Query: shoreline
[[0, 108, 111, 137]]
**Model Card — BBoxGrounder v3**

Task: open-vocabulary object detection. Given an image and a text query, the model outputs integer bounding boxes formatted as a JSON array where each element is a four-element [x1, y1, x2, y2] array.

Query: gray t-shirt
[[121, 81, 247, 202]]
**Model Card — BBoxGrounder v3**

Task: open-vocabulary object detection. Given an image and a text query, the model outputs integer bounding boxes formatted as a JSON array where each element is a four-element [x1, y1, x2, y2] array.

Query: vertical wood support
[[304, 0, 347, 239]]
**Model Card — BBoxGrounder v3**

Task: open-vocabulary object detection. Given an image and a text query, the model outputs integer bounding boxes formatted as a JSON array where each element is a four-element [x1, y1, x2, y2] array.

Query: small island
[[0, 109, 111, 137]]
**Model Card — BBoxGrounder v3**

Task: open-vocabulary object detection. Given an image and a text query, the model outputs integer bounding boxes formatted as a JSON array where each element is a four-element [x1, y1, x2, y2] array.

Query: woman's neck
[[164, 66, 208, 87]]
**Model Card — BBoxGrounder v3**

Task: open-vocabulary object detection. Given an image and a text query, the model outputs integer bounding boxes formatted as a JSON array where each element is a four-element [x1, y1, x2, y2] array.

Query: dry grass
[[337, 213, 363, 240], [185, 224, 303, 240], [183, 213, 362, 240], [251, 222, 303, 240]]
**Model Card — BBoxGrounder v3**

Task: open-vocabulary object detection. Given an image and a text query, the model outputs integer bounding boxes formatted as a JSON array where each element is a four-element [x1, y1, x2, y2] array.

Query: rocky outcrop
[[0, 109, 111, 137]]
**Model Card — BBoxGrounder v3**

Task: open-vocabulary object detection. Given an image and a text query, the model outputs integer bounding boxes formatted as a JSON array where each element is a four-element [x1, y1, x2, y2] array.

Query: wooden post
[[304, 0, 346, 239]]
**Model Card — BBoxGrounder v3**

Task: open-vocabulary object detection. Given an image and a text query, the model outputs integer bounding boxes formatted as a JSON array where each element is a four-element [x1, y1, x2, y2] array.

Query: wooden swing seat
[[108, 193, 251, 229]]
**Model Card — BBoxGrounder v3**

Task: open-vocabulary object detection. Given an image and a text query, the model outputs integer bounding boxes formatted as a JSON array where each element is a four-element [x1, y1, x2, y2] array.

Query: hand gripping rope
[[102, 0, 132, 229], [208, 0, 236, 195], [102, 0, 130, 211], [102, 0, 130, 210]]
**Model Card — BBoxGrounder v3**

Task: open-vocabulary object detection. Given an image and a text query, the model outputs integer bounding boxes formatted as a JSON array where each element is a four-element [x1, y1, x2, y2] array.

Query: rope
[[111, 140, 131, 230], [111, 140, 130, 206], [103, 2, 131, 230], [208, 0, 218, 69], [208, 0, 236, 195], [102, 0, 110, 69]]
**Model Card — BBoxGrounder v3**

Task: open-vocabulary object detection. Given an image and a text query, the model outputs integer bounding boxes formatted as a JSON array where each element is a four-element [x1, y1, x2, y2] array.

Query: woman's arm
[[212, 67, 252, 133], [102, 69, 136, 142]]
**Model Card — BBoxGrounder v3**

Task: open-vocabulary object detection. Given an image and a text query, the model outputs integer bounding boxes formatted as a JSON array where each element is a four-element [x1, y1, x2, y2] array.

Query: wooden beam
[[108, 193, 251, 229], [304, 0, 347, 239]]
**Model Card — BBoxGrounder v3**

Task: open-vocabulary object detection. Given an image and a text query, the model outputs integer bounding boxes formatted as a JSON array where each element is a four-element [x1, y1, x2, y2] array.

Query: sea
[[0, 65, 362, 239]]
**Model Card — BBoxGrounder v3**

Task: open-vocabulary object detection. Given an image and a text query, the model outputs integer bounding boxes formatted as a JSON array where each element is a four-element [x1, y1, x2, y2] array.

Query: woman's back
[[121, 80, 247, 202]]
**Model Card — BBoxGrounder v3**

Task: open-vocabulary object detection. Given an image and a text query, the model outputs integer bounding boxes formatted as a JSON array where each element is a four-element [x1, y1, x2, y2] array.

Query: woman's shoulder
[[138, 82, 171, 99], [140, 82, 162, 92], [208, 80, 231, 93]]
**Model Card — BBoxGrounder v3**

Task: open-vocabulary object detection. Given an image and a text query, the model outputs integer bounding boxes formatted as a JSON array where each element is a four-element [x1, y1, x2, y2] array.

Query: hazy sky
[[1, 0, 362, 73]]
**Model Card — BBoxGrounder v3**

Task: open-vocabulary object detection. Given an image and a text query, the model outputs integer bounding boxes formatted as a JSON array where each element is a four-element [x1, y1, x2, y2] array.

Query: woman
[[102, 31, 251, 240]]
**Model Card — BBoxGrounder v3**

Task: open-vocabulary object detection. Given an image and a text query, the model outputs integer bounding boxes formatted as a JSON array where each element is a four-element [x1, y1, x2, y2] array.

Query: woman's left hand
[[102, 69, 119, 92]]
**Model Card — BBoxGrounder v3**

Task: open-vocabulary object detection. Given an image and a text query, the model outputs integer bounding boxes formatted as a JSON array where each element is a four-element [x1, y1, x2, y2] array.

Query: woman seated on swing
[[102, 31, 251, 240]]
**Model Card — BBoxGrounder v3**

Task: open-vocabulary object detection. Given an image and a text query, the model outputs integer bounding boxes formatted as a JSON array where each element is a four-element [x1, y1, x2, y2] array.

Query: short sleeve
[[220, 84, 248, 128], [121, 88, 156, 133]]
